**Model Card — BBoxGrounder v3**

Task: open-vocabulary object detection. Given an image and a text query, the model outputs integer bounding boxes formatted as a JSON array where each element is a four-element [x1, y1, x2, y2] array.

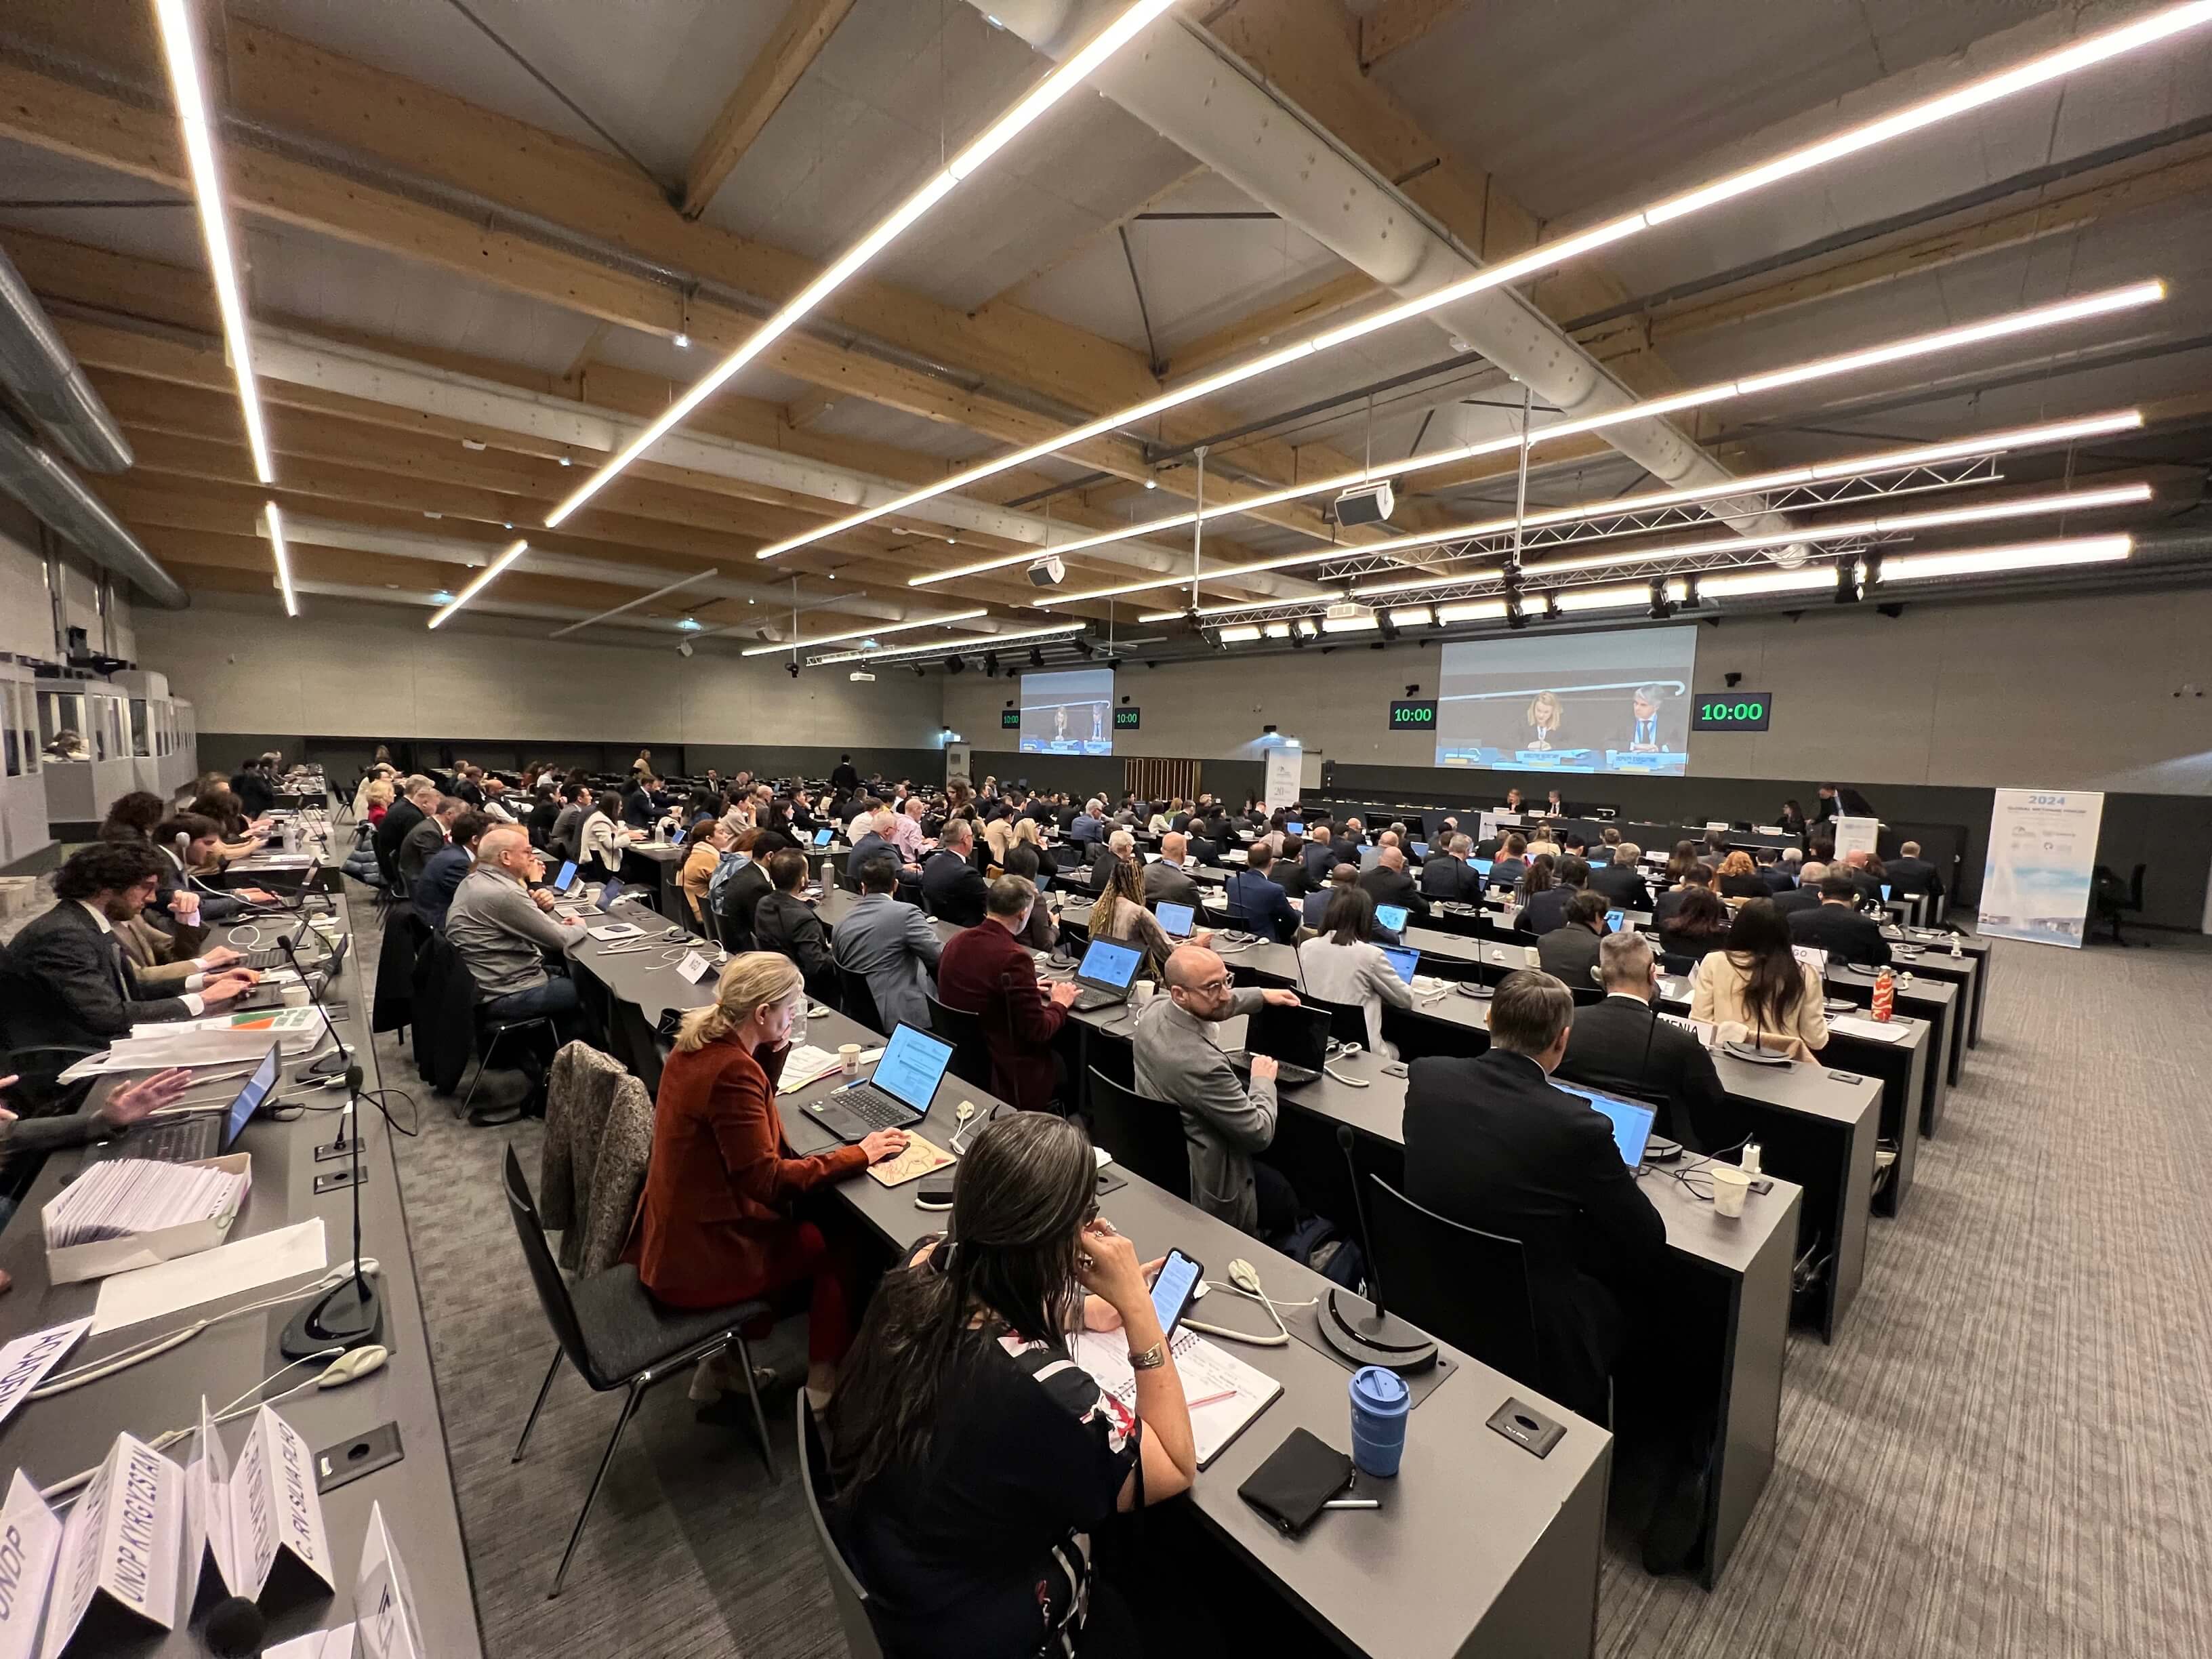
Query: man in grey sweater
[[445, 826, 583, 1027], [1132, 943, 1305, 1238]]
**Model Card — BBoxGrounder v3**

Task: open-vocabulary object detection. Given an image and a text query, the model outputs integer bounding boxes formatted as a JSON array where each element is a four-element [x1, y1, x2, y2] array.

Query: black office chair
[[1569, 985, 1607, 1007], [1364, 1176, 1549, 1404], [1084, 1067, 1190, 1200], [924, 991, 992, 1092], [2091, 861, 2146, 945], [504, 1148, 775, 1597], [797, 1394, 886, 1659], [835, 966, 882, 1033]]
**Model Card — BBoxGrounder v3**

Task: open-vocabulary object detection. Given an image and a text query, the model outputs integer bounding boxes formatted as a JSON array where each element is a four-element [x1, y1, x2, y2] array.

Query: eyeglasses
[[1188, 974, 1234, 997]]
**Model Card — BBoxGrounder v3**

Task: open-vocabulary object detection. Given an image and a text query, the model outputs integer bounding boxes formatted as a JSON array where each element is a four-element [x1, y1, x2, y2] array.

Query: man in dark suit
[[1141, 832, 1202, 909], [1356, 846, 1430, 918], [829, 755, 861, 796], [1559, 930, 1729, 1151], [229, 757, 276, 820], [935, 876, 1080, 1111], [375, 778, 430, 874], [1769, 863, 1827, 919], [1488, 834, 1528, 890], [1520, 855, 1589, 936], [1587, 841, 1652, 912], [1649, 863, 1713, 931], [1420, 835, 1482, 902], [1299, 825, 1338, 886], [920, 819, 991, 926], [0, 842, 257, 1051], [1761, 848, 1802, 893], [1223, 844, 1301, 943], [1275, 836, 1313, 901], [1788, 876, 1893, 967], [1402, 970, 1664, 1424], [1884, 841, 1943, 901], [1536, 891, 1608, 987]]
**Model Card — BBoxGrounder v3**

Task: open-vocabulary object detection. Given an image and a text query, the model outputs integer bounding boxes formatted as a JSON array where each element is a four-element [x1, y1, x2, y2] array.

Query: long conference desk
[[565, 895, 1618, 1657], [0, 890, 483, 1657]]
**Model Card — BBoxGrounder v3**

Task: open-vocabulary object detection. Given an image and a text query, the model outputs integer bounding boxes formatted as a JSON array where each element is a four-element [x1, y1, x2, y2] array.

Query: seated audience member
[[888, 795, 929, 862], [1275, 834, 1313, 900], [1885, 840, 1942, 901], [1402, 970, 1664, 1426], [716, 830, 789, 953], [1357, 845, 1431, 919], [1695, 898, 1830, 1058], [1561, 931, 1726, 1151], [1088, 854, 1198, 980], [626, 953, 906, 1416], [1715, 850, 1769, 901], [1662, 840, 1702, 889], [360, 777, 395, 831], [155, 814, 251, 925], [1069, 798, 1105, 846], [1788, 876, 1894, 968], [1650, 861, 1713, 930], [577, 790, 629, 882], [1299, 823, 1336, 884], [398, 794, 465, 887], [678, 819, 732, 927], [998, 845, 1060, 952], [1490, 834, 1530, 888], [754, 849, 836, 998], [1523, 827, 1563, 861], [1086, 827, 1132, 890], [1771, 861, 1827, 917], [935, 876, 1080, 1111], [230, 756, 278, 819], [524, 785, 560, 848], [1296, 887, 1414, 1055], [1763, 846, 1803, 893], [1588, 841, 1651, 912], [0, 842, 255, 1050], [1839, 848, 1887, 909], [1515, 853, 1557, 907], [98, 790, 167, 848], [189, 786, 268, 863], [922, 819, 989, 926], [620, 777, 657, 832], [415, 809, 492, 932], [847, 808, 908, 881], [1142, 832, 1201, 909], [831, 854, 944, 1031], [1420, 834, 1481, 902], [1135, 943, 1305, 1237], [450, 765, 487, 808], [373, 777, 431, 872], [1590, 827, 1621, 865], [477, 775, 517, 821], [351, 763, 395, 822], [0, 1064, 192, 1171], [830, 1113, 1198, 1658], [1523, 855, 1590, 935], [1538, 890, 1610, 986], [1223, 843, 1301, 944], [444, 826, 585, 1044], [1302, 863, 1402, 943], [546, 783, 591, 863], [1658, 885, 1732, 962]]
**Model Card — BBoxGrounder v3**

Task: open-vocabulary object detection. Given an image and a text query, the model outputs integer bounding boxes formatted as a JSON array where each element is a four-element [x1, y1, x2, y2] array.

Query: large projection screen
[[1434, 628, 1697, 776], [1019, 667, 1115, 756]]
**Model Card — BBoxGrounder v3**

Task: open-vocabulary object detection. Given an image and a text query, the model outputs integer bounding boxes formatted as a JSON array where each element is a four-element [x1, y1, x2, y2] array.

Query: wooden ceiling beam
[[680, 0, 855, 220]]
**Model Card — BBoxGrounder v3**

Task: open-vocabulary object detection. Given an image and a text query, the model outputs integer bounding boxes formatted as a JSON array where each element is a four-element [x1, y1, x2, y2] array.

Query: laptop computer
[[1232, 1001, 1331, 1086], [1374, 903, 1409, 935], [1471, 858, 1493, 879], [1550, 1081, 1659, 1166], [1154, 901, 1195, 940], [552, 859, 581, 896], [1411, 841, 1429, 859], [803, 1023, 954, 1143], [87, 1044, 280, 1166], [1286, 821, 1304, 834], [1067, 937, 1144, 1011], [1380, 945, 1420, 985], [1605, 908, 1626, 933], [813, 826, 835, 848]]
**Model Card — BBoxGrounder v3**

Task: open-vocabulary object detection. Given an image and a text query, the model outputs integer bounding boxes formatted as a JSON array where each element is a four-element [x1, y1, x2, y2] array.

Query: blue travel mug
[[1349, 1365, 1411, 1478]]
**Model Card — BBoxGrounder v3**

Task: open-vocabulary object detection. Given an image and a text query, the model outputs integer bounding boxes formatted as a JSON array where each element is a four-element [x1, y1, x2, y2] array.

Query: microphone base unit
[[281, 1277, 384, 1361], [1318, 1290, 1439, 1375]]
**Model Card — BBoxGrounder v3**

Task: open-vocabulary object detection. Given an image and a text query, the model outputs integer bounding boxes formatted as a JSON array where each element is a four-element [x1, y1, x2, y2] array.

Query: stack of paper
[[1829, 1013, 1910, 1043], [43, 1159, 247, 1250], [1071, 1327, 1282, 1469], [777, 1044, 885, 1093]]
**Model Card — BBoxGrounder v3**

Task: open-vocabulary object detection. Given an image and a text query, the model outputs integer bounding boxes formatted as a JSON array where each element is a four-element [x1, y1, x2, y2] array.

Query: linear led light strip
[[752, 2, 2212, 569], [155, 0, 274, 485], [926, 383, 2143, 594], [428, 539, 529, 629], [1062, 281, 2163, 607], [544, 0, 1176, 529], [739, 607, 987, 657], [1343, 480, 2153, 600], [807, 621, 1088, 667], [262, 502, 298, 617]]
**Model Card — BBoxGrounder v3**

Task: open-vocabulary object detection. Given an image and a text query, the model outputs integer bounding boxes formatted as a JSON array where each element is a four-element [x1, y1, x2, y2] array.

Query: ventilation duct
[[0, 412, 187, 609], [0, 245, 133, 473]]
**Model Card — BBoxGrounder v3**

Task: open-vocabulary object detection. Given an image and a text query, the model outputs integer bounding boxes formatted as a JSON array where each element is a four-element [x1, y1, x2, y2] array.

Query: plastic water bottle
[[1872, 966, 1895, 1022]]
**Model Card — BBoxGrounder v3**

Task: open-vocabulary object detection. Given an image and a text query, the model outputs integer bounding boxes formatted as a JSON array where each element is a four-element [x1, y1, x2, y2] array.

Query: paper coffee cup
[[838, 1043, 863, 1077], [282, 983, 310, 1007], [1711, 1163, 1752, 1218]]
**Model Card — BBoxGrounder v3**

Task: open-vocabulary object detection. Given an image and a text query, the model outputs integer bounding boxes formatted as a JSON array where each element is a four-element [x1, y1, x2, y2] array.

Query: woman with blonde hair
[[982, 813, 1015, 869], [1524, 689, 1565, 751], [1012, 814, 1060, 881], [626, 953, 908, 1412]]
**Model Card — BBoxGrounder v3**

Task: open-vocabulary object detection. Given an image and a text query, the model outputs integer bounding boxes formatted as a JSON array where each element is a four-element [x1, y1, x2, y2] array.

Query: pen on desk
[[1324, 1498, 1380, 1510], [1185, 1389, 1237, 1410]]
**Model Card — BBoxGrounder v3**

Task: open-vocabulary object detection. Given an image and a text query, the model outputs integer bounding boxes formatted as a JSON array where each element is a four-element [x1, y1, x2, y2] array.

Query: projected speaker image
[[1434, 628, 1698, 776], [1019, 666, 1116, 756]]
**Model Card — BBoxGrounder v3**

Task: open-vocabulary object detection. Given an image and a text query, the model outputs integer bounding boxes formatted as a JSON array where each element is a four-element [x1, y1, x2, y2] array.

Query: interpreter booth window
[[131, 697, 151, 757], [15, 687, 35, 775], [102, 695, 123, 762], [41, 689, 87, 761], [3, 686, 20, 777]]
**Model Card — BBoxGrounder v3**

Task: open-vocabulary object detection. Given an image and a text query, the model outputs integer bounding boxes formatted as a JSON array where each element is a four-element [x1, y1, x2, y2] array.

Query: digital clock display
[[1389, 699, 1438, 730], [1001, 709, 1021, 729], [1691, 695, 1772, 731], [1114, 707, 1141, 730]]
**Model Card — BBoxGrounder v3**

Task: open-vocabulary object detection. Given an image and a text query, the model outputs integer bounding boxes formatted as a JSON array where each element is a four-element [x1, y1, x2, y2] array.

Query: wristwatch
[[1128, 1339, 1167, 1371]]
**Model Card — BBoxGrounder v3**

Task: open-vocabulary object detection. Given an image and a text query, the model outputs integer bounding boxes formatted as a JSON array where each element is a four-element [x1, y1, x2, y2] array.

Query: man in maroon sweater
[[935, 875, 1080, 1111]]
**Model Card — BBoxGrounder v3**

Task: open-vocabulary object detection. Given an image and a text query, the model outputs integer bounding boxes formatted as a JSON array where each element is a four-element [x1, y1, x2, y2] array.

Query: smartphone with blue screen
[[1149, 1248, 1204, 1338]]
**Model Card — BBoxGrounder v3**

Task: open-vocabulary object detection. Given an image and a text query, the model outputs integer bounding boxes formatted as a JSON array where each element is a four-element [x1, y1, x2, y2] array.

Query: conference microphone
[[1314, 1124, 1438, 1376], [205, 1595, 266, 1659], [275, 932, 384, 1362]]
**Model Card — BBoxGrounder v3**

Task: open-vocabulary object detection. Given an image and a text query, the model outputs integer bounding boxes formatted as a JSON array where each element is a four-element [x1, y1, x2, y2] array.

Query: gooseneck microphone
[[1316, 1124, 1438, 1375]]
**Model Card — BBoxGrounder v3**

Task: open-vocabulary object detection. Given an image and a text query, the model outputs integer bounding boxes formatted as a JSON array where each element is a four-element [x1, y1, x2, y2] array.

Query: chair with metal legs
[[503, 1146, 776, 1596]]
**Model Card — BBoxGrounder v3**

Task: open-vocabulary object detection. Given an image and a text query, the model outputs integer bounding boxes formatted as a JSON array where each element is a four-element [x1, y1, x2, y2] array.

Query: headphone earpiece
[[176, 832, 190, 855]]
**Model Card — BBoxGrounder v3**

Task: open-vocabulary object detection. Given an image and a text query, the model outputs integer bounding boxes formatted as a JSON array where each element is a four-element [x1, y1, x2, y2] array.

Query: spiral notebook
[[1071, 1327, 1282, 1469]]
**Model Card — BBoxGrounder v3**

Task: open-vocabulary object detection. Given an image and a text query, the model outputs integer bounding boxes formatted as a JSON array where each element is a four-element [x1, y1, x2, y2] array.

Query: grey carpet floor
[[358, 901, 2212, 1658]]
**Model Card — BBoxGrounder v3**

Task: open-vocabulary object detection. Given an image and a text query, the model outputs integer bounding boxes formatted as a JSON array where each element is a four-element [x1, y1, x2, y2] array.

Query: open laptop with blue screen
[[1381, 946, 1420, 985], [805, 1022, 954, 1143], [1471, 858, 1492, 878], [552, 859, 581, 895], [1286, 821, 1304, 834], [814, 826, 835, 847], [1374, 903, 1409, 935], [1550, 1082, 1658, 1166], [1605, 909, 1626, 933], [1154, 901, 1195, 939], [89, 1044, 280, 1166], [1069, 937, 1144, 1011]]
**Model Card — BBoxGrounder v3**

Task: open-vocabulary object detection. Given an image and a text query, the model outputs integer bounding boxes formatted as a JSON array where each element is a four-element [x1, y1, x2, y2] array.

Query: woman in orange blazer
[[625, 953, 907, 1410]]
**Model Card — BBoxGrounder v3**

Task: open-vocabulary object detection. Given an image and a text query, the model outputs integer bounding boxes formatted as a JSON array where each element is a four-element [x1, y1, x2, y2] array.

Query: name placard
[[676, 950, 712, 985], [40, 1433, 180, 1659], [0, 1322, 91, 1433], [0, 1473, 63, 1659], [354, 1503, 424, 1659]]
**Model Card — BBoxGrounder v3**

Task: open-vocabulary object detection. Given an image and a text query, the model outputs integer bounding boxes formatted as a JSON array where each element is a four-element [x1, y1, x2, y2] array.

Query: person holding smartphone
[[830, 1113, 1197, 1658]]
